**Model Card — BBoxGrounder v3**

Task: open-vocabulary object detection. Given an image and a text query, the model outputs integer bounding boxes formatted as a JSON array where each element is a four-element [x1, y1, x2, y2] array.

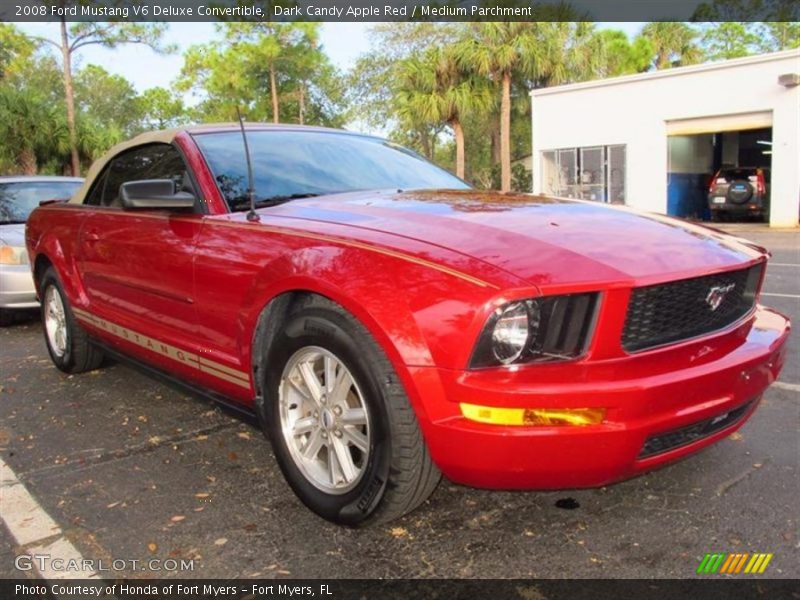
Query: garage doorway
[[666, 112, 773, 222]]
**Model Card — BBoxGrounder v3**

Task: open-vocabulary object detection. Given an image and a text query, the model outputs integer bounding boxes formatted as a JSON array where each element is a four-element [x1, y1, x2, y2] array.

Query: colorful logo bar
[[697, 553, 773, 574]]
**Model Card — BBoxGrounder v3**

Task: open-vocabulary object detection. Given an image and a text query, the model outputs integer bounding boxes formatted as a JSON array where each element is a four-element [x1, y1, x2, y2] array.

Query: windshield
[[193, 130, 469, 212], [0, 181, 81, 224]]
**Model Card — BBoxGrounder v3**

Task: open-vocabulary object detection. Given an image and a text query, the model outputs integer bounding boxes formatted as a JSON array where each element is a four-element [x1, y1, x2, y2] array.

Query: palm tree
[[641, 22, 704, 70], [457, 23, 544, 192], [396, 47, 492, 179], [0, 85, 67, 174]]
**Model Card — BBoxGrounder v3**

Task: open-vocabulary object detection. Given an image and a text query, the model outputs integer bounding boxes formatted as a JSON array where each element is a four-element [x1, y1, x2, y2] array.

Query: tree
[[0, 83, 67, 174], [698, 22, 761, 60], [758, 22, 800, 51], [691, 1, 798, 58], [138, 87, 186, 130], [178, 22, 345, 127], [0, 23, 35, 80], [457, 23, 545, 192], [33, 10, 171, 175], [640, 22, 704, 69], [74, 64, 142, 137], [348, 22, 461, 153], [596, 30, 654, 77], [396, 47, 492, 179]]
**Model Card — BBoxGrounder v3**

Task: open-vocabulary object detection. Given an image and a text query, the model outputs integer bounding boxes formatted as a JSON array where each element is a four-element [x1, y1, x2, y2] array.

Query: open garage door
[[667, 112, 773, 222]]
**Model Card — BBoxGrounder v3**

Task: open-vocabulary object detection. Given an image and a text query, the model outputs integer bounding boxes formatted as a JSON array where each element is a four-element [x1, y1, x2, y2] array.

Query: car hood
[[268, 190, 765, 289], [0, 223, 25, 247]]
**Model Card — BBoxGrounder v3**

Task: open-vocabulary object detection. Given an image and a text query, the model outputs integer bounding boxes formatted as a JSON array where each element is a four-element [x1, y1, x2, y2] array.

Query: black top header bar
[[2, 0, 797, 22]]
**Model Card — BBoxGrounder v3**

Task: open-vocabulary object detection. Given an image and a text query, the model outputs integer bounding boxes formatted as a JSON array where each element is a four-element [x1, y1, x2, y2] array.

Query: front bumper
[[410, 306, 790, 489], [0, 264, 38, 309]]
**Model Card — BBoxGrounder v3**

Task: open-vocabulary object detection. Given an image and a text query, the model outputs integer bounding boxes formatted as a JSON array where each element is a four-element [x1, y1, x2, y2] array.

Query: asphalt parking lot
[[1, 227, 798, 580]]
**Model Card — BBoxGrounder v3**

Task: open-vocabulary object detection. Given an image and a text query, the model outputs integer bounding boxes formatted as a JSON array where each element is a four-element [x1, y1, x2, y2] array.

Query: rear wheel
[[40, 267, 104, 373], [261, 296, 440, 526]]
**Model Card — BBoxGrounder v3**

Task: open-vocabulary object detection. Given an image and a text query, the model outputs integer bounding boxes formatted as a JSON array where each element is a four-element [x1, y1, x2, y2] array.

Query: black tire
[[261, 295, 440, 526], [39, 267, 104, 374]]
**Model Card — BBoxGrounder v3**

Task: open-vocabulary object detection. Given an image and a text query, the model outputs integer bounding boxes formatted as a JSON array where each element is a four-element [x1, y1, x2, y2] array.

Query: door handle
[[85, 232, 100, 242]]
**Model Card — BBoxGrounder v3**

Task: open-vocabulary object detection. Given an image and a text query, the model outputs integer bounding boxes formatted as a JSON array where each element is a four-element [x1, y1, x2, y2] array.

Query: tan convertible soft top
[[69, 127, 181, 204], [69, 123, 352, 204]]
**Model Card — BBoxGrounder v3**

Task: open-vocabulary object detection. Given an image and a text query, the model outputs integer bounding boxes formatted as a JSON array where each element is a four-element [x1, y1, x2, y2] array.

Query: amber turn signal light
[[460, 403, 606, 427]]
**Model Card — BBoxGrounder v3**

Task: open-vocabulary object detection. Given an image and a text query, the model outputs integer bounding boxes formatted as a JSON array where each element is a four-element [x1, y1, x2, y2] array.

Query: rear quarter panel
[[25, 204, 89, 303]]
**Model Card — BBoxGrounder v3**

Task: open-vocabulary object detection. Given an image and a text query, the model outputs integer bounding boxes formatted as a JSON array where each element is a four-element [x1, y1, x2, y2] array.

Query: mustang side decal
[[71, 307, 251, 389]]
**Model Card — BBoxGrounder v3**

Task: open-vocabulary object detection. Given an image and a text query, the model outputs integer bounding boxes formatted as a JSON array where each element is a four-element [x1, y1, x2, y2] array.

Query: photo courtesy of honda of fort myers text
[[1, 0, 799, 598]]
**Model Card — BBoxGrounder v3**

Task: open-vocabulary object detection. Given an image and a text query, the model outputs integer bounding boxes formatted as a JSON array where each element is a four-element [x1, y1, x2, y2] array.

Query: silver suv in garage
[[708, 167, 770, 222]]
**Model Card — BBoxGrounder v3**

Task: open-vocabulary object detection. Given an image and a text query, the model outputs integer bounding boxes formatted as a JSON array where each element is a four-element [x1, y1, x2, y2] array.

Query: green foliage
[[698, 22, 762, 60], [596, 30, 653, 76], [138, 87, 187, 130], [0, 24, 36, 80], [0, 62, 68, 174], [177, 22, 345, 127], [640, 22, 704, 69], [74, 65, 142, 137], [64, 22, 175, 54], [489, 163, 531, 194], [758, 22, 800, 51]]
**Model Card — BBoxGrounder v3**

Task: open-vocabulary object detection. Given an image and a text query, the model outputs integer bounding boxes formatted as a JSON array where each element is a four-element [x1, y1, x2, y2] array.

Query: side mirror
[[119, 179, 196, 210]]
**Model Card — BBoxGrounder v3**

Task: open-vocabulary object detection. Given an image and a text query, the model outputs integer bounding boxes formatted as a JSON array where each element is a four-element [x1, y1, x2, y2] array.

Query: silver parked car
[[0, 176, 83, 324]]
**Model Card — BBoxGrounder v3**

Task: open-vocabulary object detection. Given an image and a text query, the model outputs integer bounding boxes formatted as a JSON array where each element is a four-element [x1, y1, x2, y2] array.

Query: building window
[[541, 145, 626, 204]]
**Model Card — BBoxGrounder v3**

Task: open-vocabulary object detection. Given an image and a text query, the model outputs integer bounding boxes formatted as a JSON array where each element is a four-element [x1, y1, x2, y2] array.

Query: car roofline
[[67, 124, 386, 206]]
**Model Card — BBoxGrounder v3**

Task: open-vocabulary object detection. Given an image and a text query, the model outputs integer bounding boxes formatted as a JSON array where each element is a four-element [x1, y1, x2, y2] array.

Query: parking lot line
[[773, 381, 800, 393], [0, 455, 99, 579], [768, 263, 800, 268], [760, 292, 800, 299]]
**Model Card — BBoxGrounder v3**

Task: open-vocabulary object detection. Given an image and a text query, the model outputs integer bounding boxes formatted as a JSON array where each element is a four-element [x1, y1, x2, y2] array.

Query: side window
[[100, 143, 195, 208], [84, 167, 109, 206]]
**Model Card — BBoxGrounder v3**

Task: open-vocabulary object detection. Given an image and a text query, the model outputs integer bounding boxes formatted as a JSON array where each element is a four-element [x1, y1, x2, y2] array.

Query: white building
[[530, 49, 800, 228]]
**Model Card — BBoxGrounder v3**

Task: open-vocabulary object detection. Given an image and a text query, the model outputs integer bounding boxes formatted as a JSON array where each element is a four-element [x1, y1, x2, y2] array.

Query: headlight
[[469, 293, 599, 369], [0, 245, 28, 265], [490, 301, 537, 364]]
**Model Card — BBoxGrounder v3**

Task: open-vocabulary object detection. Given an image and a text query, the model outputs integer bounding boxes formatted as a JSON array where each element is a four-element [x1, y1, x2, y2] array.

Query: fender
[[236, 241, 507, 370]]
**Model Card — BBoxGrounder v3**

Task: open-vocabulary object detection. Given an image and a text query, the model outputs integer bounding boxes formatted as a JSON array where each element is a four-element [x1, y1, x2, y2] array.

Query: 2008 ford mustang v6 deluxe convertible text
[[26, 124, 790, 525]]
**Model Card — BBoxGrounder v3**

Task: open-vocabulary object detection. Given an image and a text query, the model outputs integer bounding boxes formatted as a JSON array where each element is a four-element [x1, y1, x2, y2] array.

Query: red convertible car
[[26, 124, 789, 526]]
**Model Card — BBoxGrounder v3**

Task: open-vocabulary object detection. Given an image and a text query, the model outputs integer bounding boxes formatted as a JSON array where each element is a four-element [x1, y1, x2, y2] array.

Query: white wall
[[531, 50, 800, 227]]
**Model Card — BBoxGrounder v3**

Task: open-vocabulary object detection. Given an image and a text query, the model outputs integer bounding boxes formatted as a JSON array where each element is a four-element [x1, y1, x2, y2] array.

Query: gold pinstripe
[[38, 206, 498, 289], [206, 219, 499, 289], [71, 307, 250, 389]]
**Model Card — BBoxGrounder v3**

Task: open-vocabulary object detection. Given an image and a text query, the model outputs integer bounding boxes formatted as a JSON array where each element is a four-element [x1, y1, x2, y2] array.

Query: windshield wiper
[[230, 193, 321, 211], [255, 193, 322, 207]]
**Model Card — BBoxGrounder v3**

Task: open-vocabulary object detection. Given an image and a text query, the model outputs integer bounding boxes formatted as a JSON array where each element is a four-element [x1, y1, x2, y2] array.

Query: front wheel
[[261, 296, 440, 526], [40, 267, 104, 374]]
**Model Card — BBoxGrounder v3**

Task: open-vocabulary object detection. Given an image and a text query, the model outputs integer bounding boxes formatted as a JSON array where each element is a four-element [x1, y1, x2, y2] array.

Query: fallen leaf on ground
[[237, 432, 251, 440], [195, 492, 210, 499], [214, 538, 228, 546], [171, 515, 186, 523], [106, 502, 120, 509], [147, 543, 158, 553], [390, 527, 408, 538]]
